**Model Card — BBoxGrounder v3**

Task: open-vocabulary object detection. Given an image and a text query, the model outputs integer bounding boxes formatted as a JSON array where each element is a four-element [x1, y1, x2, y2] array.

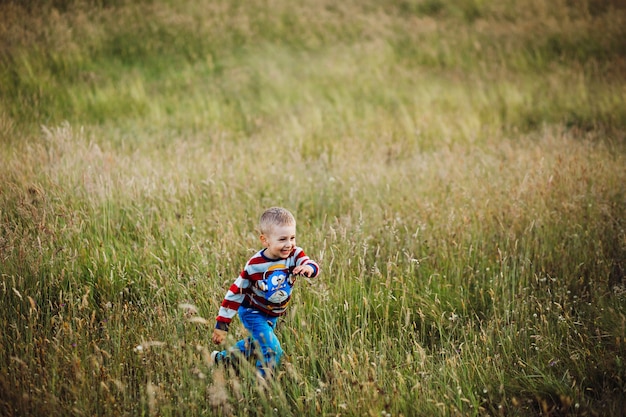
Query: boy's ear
[[259, 234, 268, 247]]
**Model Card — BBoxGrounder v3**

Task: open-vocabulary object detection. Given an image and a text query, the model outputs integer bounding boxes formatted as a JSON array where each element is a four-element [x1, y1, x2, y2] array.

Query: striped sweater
[[215, 246, 319, 331]]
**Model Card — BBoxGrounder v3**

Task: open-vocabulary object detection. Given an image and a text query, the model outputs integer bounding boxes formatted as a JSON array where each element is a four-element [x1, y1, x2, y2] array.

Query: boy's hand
[[293, 264, 314, 277], [212, 328, 227, 345]]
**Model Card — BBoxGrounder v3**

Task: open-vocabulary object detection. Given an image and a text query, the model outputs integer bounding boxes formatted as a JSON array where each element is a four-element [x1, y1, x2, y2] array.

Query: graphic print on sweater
[[255, 264, 294, 305]]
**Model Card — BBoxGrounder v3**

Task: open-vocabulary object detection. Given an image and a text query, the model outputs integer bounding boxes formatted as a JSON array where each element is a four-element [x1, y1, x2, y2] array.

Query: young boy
[[211, 207, 320, 377]]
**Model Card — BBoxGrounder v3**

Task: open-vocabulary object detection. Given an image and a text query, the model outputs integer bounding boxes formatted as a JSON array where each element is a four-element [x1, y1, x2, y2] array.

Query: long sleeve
[[294, 247, 320, 278], [215, 272, 249, 330]]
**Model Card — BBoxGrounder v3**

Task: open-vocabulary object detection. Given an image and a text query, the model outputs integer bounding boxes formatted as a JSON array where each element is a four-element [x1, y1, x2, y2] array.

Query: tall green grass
[[2, 0, 625, 139], [1, 0, 626, 416]]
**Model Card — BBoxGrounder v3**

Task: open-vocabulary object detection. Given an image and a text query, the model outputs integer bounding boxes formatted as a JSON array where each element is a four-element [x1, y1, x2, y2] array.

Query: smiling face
[[260, 223, 296, 260]]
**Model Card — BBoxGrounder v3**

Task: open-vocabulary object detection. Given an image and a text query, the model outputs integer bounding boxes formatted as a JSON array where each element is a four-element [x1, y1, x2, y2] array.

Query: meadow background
[[1, 0, 625, 415]]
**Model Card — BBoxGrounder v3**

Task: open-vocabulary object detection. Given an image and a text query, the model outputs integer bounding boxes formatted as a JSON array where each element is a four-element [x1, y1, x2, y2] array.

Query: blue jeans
[[218, 306, 283, 376]]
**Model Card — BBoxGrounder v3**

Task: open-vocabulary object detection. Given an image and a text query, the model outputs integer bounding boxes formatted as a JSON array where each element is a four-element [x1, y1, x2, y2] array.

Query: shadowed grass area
[[1, 0, 625, 416]]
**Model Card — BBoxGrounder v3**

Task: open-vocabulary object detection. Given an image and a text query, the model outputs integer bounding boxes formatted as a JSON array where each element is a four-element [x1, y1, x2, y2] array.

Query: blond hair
[[259, 207, 296, 234]]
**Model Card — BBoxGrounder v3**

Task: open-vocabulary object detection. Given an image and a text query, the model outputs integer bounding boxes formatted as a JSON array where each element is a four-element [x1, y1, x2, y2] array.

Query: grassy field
[[1, 0, 626, 415]]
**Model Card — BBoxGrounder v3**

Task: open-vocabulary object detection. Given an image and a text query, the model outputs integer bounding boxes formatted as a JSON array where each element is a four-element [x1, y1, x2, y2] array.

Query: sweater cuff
[[215, 321, 230, 332]]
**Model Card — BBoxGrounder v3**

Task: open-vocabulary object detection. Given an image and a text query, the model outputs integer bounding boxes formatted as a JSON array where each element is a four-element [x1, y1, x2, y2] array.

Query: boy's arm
[[213, 273, 248, 342], [293, 247, 320, 278]]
